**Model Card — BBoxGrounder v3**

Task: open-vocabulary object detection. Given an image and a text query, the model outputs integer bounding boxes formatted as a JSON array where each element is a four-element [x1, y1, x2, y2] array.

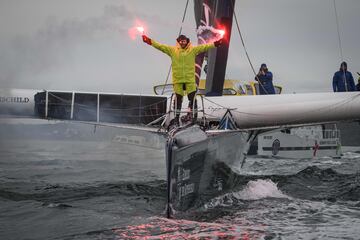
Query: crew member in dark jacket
[[356, 72, 360, 91], [255, 63, 275, 95], [332, 62, 355, 92]]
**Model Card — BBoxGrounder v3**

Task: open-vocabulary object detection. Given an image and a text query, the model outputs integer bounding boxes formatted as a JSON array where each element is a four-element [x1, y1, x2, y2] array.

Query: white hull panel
[[202, 92, 360, 129]]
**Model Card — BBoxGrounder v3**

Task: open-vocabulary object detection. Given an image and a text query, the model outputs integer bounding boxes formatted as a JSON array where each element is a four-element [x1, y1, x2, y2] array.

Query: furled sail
[[194, 0, 235, 96], [202, 92, 360, 129]]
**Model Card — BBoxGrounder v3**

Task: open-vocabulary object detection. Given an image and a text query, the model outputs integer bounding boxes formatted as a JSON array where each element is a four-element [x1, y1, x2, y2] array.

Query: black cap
[[177, 34, 190, 43]]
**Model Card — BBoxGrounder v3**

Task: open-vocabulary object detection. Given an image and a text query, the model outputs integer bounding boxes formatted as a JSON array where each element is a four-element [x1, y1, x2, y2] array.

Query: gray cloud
[[1, 0, 359, 94], [0, 2, 186, 90], [0, 4, 146, 89]]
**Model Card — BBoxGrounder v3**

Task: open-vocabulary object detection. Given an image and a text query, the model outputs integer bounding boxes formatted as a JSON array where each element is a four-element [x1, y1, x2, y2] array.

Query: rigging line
[[202, 95, 274, 116], [333, 0, 349, 91], [202, 96, 230, 110], [202, 96, 270, 116], [56, 120, 166, 133], [333, 0, 344, 61], [229, 0, 269, 95], [161, 0, 190, 95]]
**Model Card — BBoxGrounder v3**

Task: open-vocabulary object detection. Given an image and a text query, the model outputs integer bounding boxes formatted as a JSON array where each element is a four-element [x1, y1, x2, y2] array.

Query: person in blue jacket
[[255, 63, 275, 95], [332, 62, 355, 92], [356, 72, 360, 91]]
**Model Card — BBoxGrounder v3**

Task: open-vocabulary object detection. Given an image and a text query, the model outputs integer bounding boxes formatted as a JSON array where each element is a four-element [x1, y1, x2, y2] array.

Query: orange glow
[[113, 217, 260, 239]]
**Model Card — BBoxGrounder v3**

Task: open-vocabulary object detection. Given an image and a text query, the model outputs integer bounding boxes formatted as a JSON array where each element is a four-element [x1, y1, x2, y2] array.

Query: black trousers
[[174, 91, 197, 119]]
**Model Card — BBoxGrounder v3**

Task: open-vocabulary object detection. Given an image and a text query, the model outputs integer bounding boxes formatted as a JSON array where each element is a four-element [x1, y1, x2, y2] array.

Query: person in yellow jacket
[[142, 34, 222, 125]]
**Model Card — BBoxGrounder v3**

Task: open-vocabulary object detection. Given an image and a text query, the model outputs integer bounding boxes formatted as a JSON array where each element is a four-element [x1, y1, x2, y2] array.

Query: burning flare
[[128, 20, 147, 40], [136, 26, 144, 34], [219, 29, 225, 38]]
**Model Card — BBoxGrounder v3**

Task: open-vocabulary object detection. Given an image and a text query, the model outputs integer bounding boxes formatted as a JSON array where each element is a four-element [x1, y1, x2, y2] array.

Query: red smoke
[[128, 19, 147, 40]]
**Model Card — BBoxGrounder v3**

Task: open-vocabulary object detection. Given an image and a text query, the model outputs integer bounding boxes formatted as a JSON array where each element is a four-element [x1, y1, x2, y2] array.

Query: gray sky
[[0, 0, 359, 94]]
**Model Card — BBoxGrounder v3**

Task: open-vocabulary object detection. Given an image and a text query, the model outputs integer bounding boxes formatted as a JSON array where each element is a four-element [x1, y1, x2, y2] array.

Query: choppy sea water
[[1, 122, 360, 240]]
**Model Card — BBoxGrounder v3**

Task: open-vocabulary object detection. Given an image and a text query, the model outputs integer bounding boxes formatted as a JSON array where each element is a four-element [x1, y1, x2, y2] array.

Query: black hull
[[166, 127, 255, 216]]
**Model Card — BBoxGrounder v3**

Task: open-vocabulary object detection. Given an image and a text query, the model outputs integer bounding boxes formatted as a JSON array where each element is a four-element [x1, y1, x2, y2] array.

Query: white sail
[[202, 92, 360, 129]]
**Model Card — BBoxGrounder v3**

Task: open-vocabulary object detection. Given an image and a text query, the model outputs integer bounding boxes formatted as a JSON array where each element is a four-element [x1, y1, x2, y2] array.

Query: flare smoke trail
[[0, 4, 179, 91]]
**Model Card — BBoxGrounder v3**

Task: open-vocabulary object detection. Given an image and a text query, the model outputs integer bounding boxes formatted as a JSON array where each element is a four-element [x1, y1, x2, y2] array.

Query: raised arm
[[151, 40, 174, 57], [192, 43, 215, 55], [193, 37, 224, 55], [142, 35, 173, 57]]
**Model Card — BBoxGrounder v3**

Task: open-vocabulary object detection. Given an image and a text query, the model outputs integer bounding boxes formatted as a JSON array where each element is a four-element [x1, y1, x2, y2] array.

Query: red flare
[[128, 19, 147, 40], [136, 26, 144, 34], [219, 30, 225, 38]]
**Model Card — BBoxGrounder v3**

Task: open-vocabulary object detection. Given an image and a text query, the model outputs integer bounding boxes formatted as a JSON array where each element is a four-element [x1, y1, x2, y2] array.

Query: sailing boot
[[174, 115, 180, 126], [181, 110, 194, 124], [168, 115, 180, 131], [187, 95, 197, 124]]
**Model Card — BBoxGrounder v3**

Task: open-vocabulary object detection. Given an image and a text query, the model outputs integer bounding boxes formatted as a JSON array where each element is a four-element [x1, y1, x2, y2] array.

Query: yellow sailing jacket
[[151, 40, 215, 84]]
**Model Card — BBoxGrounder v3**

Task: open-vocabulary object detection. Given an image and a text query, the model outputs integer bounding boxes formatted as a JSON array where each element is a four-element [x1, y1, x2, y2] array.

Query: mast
[[194, 0, 235, 96], [194, 0, 214, 86]]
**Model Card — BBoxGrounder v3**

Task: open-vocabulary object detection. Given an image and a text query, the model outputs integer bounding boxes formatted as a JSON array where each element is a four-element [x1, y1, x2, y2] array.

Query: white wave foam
[[235, 179, 288, 200], [315, 160, 342, 165], [341, 151, 360, 159], [205, 179, 289, 209]]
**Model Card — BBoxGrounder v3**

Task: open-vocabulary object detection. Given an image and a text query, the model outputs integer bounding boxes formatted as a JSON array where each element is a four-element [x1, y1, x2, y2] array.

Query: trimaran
[[1, 0, 360, 218]]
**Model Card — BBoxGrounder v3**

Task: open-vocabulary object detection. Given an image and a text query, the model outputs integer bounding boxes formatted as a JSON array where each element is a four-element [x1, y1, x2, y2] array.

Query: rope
[[161, 0, 190, 95], [333, 0, 344, 61], [333, 0, 349, 91], [202, 96, 279, 117], [47, 119, 167, 134], [229, 0, 269, 95]]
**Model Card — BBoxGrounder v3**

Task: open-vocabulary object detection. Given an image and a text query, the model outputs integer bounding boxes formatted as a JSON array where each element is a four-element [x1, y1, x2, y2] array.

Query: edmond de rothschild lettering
[[0, 96, 30, 103]]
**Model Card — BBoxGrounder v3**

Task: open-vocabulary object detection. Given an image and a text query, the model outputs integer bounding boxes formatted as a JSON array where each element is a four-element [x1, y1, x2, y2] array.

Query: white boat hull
[[258, 131, 341, 158]]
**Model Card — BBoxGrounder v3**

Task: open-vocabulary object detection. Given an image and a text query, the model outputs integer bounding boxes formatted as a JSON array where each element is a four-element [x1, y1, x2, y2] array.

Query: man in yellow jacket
[[142, 34, 222, 125]]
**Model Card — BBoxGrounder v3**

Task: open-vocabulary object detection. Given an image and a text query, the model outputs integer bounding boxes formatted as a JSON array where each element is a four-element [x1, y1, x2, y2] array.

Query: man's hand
[[142, 35, 152, 45], [257, 70, 265, 77], [214, 38, 223, 47], [258, 70, 265, 76]]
